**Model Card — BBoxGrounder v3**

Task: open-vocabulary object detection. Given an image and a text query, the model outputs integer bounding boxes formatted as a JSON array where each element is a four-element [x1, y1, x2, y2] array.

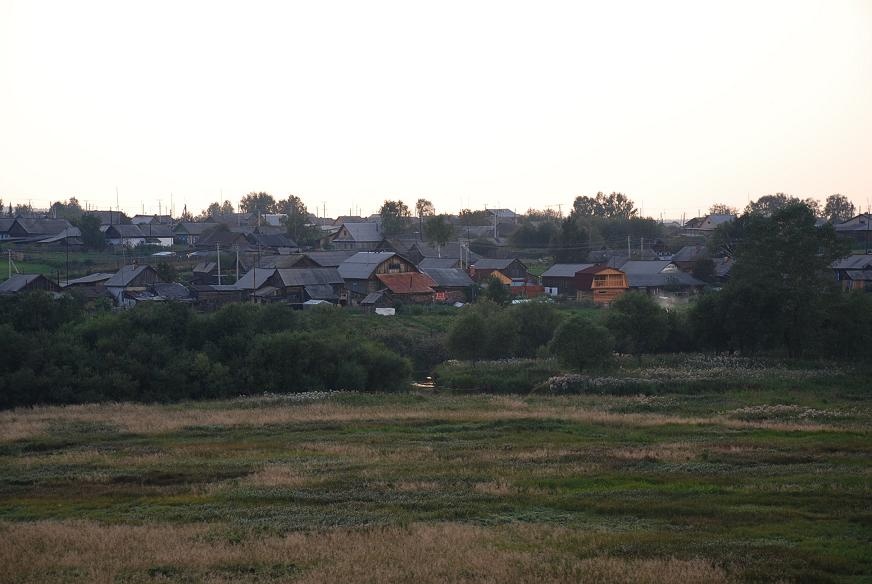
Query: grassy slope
[[0, 387, 870, 583]]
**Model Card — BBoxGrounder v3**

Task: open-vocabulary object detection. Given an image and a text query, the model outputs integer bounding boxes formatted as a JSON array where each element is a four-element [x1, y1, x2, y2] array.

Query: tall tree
[[379, 200, 411, 237], [708, 203, 737, 215], [204, 202, 222, 218], [744, 193, 794, 217], [423, 214, 454, 255], [606, 292, 668, 362], [571, 192, 637, 219], [281, 195, 319, 246], [416, 198, 435, 240], [240, 192, 277, 215], [823, 194, 855, 223], [220, 200, 235, 215], [77, 214, 105, 250]]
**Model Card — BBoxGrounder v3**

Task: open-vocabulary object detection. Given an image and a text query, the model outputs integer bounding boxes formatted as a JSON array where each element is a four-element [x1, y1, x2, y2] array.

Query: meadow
[[1, 383, 870, 583]]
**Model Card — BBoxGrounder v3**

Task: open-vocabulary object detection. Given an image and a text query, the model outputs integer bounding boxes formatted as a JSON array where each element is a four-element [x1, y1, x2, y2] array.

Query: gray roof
[[0, 218, 15, 232], [0, 274, 44, 293], [139, 224, 174, 237], [471, 258, 518, 270], [13, 218, 73, 235], [671, 245, 708, 262], [618, 260, 677, 275], [418, 257, 462, 269], [335, 222, 383, 242], [834, 213, 871, 232], [303, 251, 357, 267], [152, 282, 191, 300], [235, 268, 278, 290], [105, 265, 154, 287], [422, 268, 474, 288], [487, 208, 518, 218], [193, 262, 217, 273], [832, 254, 872, 270], [63, 272, 114, 286], [174, 222, 218, 235], [304, 284, 338, 300], [338, 252, 398, 280], [844, 270, 872, 281], [627, 271, 704, 289], [86, 210, 125, 225], [278, 268, 343, 287], [106, 224, 145, 238], [361, 290, 388, 305], [541, 263, 595, 278], [37, 227, 82, 244], [412, 242, 476, 260]]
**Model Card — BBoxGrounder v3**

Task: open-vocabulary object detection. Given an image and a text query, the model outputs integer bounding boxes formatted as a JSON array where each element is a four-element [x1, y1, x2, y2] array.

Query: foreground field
[[0, 388, 870, 583]]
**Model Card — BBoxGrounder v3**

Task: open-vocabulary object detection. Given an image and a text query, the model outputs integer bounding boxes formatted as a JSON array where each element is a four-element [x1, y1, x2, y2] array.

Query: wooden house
[[331, 222, 385, 251], [421, 268, 475, 303], [834, 213, 871, 246], [337, 251, 419, 300], [0, 273, 61, 294], [191, 284, 247, 310], [104, 265, 162, 307], [235, 267, 346, 305], [104, 224, 146, 248], [541, 263, 628, 303], [469, 258, 530, 284], [7, 218, 73, 241], [374, 272, 437, 304], [174, 222, 219, 246], [619, 260, 705, 295], [832, 254, 872, 291], [62, 272, 114, 300]]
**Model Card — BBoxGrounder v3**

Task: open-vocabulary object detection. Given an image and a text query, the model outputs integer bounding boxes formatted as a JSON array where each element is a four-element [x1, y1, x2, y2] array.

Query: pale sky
[[1, 0, 870, 219]]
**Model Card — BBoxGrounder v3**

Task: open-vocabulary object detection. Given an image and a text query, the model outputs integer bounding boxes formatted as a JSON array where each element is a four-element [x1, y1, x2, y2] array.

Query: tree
[[220, 200, 234, 215], [571, 192, 637, 219], [180, 205, 193, 222], [709, 203, 737, 215], [511, 301, 561, 357], [77, 214, 105, 251], [549, 315, 613, 371], [606, 292, 668, 361], [745, 193, 795, 217], [155, 261, 177, 282], [691, 258, 716, 283], [446, 301, 518, 360], [823, 194, 855, 223], [240, 192, 277, 215], [50, 198, 83, 222], [480, 276, 511, 306], [415, 198, 434, 219], [423, 215, 454, 254], [379, 200, 411, 237], [280, 195, 319, 246], [458, 209, 492, 226], [203, 202, 222, 219], [15, 203, 33, 217]]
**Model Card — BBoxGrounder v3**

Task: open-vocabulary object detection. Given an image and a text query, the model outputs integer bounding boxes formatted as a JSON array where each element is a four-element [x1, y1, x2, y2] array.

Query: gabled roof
[[277, 268, 344, 287], [304, 284, 338, 300], [418, 257, 462, 269], [541, 263, 595, 278], [334, 222, 383, 242], [174, 222, 218, 235], [304, 251, 357, 267], [37, 227, 82, 244], [618, 260, 677, 275], [105, 265, 156, 287], [834, 213, 871, 231], [199, 229, 249, 247], [151, 282, 191, 300], [131, 214, 172, 225], [138, 224, 174, 237], [376, 272, 437, 294], [86, 210, 125, 225], [63, 272, 114, 286], [487, 208, 518, 218], [0, 218, 15, 232], [248, 233, 297, 248], [105, 224, 145, 238], [12, 218, 73, 235], [626, 271, 704, 289], [235, 268, 278, 290], [844, 270, 872, 281], [421, 268, 474, 288], [193, 262, 218, 274], [671, 245, 708, 262], [832, 254, 872, 270], [338, 252, 401, 280], [0, 274, 52, 293], [472, 258, 523, 270]]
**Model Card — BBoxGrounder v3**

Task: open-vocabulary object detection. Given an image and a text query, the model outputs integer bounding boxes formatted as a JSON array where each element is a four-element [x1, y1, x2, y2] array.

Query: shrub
[[549, 315, 613, 371], [606, 292, 667, 360]]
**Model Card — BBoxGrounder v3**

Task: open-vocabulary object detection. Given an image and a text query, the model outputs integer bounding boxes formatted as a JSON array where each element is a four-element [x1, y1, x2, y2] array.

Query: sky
[[1, 0, 870, 219]]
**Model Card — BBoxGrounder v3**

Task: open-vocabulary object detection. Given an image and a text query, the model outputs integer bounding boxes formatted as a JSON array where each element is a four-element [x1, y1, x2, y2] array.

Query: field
[[1, 386, 870, 583]]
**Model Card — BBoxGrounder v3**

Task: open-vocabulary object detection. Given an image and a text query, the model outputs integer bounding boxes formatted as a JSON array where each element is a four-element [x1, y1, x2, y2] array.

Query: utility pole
[[627, 235, 631, 259], [216, 243, 222, 285], [235, 245, 239, 281], [640, 237, 644, 258]]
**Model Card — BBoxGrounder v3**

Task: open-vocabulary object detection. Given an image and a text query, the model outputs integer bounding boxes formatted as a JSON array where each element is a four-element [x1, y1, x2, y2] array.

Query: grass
[[1, 388, 870, 582]]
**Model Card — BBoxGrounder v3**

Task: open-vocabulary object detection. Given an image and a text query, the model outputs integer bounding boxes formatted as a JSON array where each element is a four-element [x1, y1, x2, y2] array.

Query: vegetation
[[0, 387, 869, 583], [550, 314, 613, 371], [378, 199, 411, 237]]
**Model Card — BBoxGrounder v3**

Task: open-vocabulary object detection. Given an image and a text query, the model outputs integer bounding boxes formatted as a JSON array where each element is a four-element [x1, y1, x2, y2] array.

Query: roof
[[0, 218, 15, 232], [304, 284, 338, 300], [834, 213, 871, 232], [105, 265, 155, 287], [248, 233, 297, 248], [199, 229, 248, 247], [334, 222, 383, 242], [487, 208, 518, 218], [277, 268, 344, 287], [151, 282, 191, 300], [338, 252, 400, 280], [472, 258, 520, 270], [361, 290, 387, 305], [303, 251, 356, 267], [106, 224, 145, 238], [86, 210, 125, 225], [235, 268, 278, 290], [421, 268, 475, 288], [626, 271, 704, 289], [412, 242, 477, 261], [712, 257, 733, 278], [0, 274, 47, 293], [418, 257, 462, 269], [131, 214, 172, 225], [618, 260, 677, 275], [64, 272, 114, 286], [193, 262, 217, 274], [174, 222, 218, 235], [138, 224, 174, 237], [12, 218, 73, 235], [844, 270, 872, 281], [376, 272, 437, 294], [671, 245, 708, 262], [541, 263, 595, 278], [37, 227, 82, 244], [832, 255, 872, 270]]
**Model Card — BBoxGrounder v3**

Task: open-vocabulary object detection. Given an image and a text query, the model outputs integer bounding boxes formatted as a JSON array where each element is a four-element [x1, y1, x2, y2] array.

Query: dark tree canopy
[[240, 192, 277, 215], [415, 198, 435, 218], [280, 195, 319, 246], [379, 200, 411, 237], [550, 314, 613, 371], [571, 192, 637, 220], [708, 203, 737, 215], [423, 214, 454, 249], [823, 194, 855, 223], [76, 214, 105, 250], [606, 292, 668, 359]]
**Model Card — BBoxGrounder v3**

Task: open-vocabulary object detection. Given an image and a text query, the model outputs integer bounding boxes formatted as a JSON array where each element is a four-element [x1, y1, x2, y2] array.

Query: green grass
[[1, 387, 870, 582]]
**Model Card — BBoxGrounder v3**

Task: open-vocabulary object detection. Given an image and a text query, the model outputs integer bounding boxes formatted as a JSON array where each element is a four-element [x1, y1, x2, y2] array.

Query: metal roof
[[832, 254, 872, 270], [0, 274, 44, 292], [277, 268, 343, 287], [63, 272, 114, 286], [541, 263, 595, 278], [626, 271, 704, 289], [618, 260, 677, 275], [472, 258, 519, 270], [338, 252, 399, 279], [421, 268, 474, 288], [105, 265, 155, 288], [671, 245, 708, 262], [304, 284, 338, 300], [304, 251, 357, 267], [334, 222, 383, 242], [376, 272, 437, 294], [418, 257, 461, 269]]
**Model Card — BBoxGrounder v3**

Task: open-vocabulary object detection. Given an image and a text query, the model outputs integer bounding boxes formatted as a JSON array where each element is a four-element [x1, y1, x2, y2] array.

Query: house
[[174, 222, 219, 246], [337, 251, 419, 300], [369, 272, 438, 305], [331, 222, 385, 251], [35, 227, 83, 248], [834, 213, 871, 246], [469, 258, 530, 284], [235, 267, 346, 305], [418, 257, 466, 270], [86, 210, 126, 226], [191, 284, 247, 310], [420, 267, 475, 303], [192, 262, 219, 285], [486, 208, 519, 224], [138, 223, 175, 247], [832, 254, 872, 291], [619, 260, 705, 295], [7, 218, 73, 241], [404, 241, 479, 267], [197, 228, 250, 251], [683, 214, 735, 236], [0, 218, 15, 240], [670, 245, 709, 272], [131, 214, 173, 225], [541, 263, 628, 304], [246, 232, 298, 253], [332, 215, 365, 226], [104, 265, 162, 307], [302, 250, 357, 267], [62, 272, 113, 300], [104, 224, 146, 247], [150, 282, 193, 302], [0, 274, 61, 294]]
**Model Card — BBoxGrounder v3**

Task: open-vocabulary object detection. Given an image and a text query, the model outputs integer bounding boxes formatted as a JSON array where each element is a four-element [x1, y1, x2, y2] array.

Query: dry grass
[[0, 395, 853, 444], [0, 520, 733, 584]]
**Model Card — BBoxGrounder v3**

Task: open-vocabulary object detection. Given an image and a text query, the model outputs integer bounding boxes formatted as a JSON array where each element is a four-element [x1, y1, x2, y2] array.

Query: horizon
[[2, 0, 871, 219]]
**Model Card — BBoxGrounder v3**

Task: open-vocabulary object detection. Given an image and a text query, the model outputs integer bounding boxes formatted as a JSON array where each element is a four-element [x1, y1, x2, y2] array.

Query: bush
[[549, 315, 613, 371], [606, 292, 667, 359], [433, 359, 561, 393], [446, 301, 518, 360]]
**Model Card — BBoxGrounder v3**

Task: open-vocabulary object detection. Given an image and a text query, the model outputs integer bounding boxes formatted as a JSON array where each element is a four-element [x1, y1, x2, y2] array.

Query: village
[[1, 195, 869, 310]]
